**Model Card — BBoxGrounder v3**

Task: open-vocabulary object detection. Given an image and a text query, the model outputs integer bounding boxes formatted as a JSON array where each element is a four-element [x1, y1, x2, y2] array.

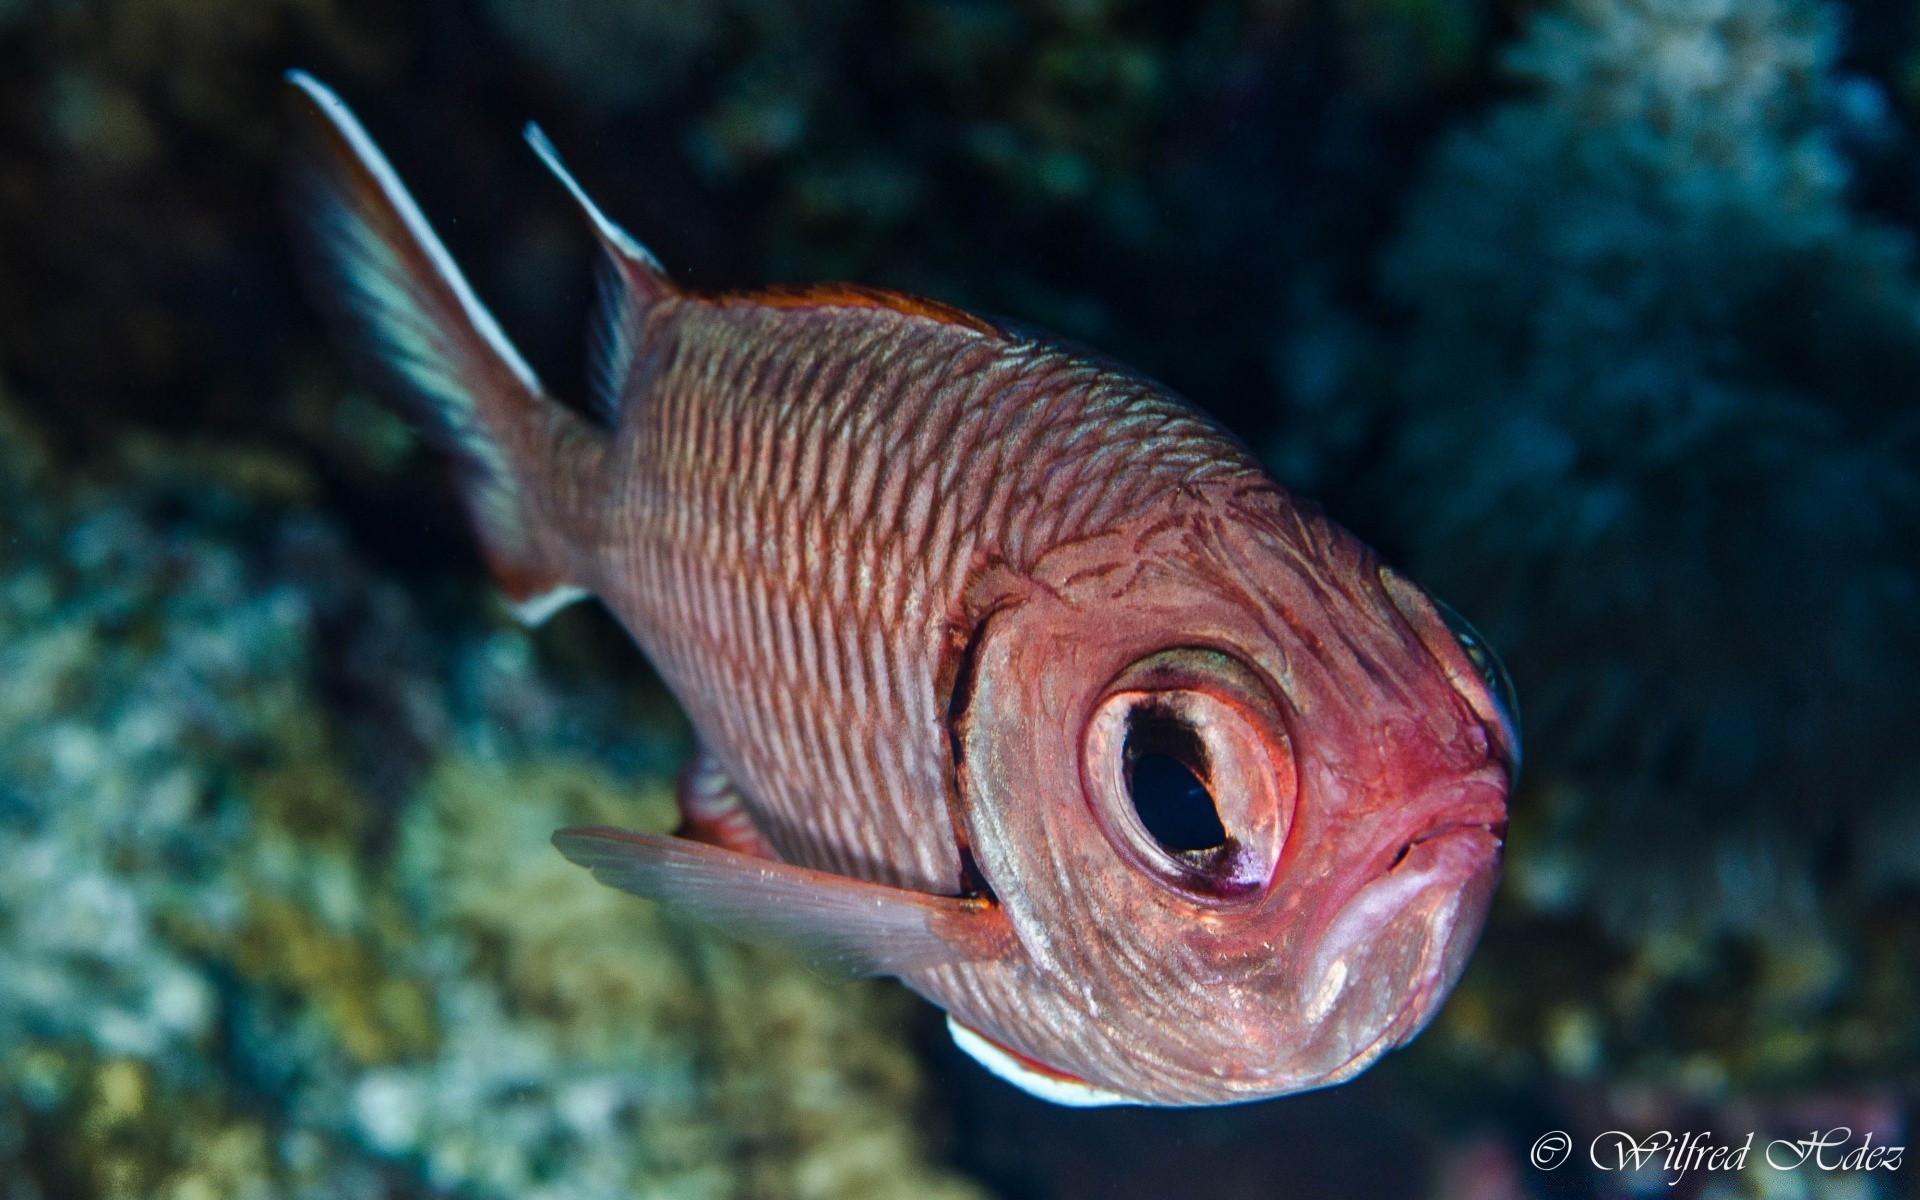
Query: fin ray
[[524, 123, 668, 424], [284, 71, 588, 624], [553, 826, 1014, 977]]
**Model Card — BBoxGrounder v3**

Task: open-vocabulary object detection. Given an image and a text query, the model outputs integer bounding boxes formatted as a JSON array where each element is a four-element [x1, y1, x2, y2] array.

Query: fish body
[[285, 73, 1517, 1107]]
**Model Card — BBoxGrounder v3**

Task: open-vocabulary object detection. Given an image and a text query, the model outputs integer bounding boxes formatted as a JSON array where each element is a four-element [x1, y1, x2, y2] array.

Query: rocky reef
[[0, 385, 987, 1199]]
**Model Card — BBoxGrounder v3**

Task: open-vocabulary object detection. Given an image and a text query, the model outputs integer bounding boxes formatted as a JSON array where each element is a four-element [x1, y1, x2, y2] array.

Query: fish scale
[[287, 72, 1515, 1106], [588, 301, 1255, 893]]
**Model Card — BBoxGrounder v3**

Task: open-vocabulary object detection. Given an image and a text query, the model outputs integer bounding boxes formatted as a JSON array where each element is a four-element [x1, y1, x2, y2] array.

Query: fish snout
[[1281, 822, 1501, 1087]]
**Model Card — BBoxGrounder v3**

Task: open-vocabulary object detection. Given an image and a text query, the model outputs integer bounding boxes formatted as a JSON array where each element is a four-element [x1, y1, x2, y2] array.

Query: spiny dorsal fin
[[720, 282, 999, 335], [552, 826, 1016, 977], [524, 124, 669, 426]]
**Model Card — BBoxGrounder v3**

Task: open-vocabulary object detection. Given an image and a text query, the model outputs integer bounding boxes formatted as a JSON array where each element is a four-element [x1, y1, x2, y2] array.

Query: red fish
[[285, 72, 1517, 1107]]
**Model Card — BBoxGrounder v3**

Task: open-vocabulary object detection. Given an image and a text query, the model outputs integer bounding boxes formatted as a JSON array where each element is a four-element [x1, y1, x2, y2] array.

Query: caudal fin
[[283, 70, 587, 624]]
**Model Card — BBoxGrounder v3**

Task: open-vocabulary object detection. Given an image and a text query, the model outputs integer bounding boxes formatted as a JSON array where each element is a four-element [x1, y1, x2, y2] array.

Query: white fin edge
[[506, 584, 590, 626], [946, 1017, 1139, 1108], [284, 70, 540, 393], [522, 123, 664, 272]]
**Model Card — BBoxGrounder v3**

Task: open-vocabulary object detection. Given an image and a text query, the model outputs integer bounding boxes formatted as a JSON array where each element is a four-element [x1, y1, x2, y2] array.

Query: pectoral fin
[[553, 826, 1015, 977]]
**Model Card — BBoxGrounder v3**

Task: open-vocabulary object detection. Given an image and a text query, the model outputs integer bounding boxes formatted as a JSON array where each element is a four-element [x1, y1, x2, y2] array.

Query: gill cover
[[953, 520, 1300, 1023]]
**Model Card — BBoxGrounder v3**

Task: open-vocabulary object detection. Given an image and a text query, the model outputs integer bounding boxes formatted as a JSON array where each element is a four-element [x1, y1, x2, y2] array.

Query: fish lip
[[1385, 817, 1506, 872], [1312, 821, 1496, 974], [1288, 822, 1500, 1085], [1316, 984, 1432, 1087]]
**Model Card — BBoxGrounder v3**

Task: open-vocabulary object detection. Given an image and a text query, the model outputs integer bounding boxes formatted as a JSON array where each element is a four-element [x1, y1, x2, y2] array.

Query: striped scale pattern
[[568, 296, 1264, 896]]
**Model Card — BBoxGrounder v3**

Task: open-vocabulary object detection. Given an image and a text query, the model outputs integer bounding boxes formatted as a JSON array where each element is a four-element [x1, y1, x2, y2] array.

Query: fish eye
[[1429, 597, 1520, 756], [1083, 649, 1294, 900], [1378, 566, 1523, 779], [1123, 707, 1228, 853]]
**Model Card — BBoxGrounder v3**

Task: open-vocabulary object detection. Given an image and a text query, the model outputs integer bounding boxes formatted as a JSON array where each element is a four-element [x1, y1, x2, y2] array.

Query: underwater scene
[[0, 0, 1916, 1196]]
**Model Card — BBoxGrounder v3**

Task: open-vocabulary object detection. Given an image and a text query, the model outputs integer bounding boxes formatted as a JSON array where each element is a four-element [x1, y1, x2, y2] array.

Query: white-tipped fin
[[946, 1018, 1139, 1108], [524, 123, 667, 424], [288, 71, 540, 395], [285, 71, 591, 623], [506, 584, 592, 627], [524, 124, 663, 272]]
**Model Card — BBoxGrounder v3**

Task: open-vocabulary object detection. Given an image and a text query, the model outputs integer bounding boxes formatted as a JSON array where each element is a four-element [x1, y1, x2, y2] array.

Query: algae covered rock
[[362, 754, 983, 1200], [0, 382, 989, 1200]]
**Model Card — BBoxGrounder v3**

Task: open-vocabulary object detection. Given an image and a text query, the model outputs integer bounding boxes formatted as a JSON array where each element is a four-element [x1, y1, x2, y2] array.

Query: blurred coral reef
[[1365, 0, 1920, 1096], [0, 0, 1916, 1196], [0, 389, 987, 1199]]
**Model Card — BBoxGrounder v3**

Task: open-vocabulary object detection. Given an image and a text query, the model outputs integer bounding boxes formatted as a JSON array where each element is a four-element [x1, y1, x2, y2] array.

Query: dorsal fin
[[718, 282, 1000, 336], [524, 124, 669, 425]]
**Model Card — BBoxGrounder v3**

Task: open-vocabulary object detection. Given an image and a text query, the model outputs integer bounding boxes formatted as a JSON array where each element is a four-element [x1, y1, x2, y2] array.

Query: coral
[[0, 383, 989, 1199], [1367, 0, 1920, 1085], [354, 754, 983, 1200], [0, 385, 370, 1199]]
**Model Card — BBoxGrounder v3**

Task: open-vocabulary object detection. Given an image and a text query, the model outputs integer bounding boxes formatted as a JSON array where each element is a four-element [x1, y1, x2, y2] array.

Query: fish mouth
[[1385, 818, 1508, 873], [1282, 822, 1502, 1088]]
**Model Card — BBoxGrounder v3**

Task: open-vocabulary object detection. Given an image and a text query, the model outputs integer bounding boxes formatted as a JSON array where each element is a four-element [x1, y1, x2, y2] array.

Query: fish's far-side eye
[[281, 71, 1515, 1107]]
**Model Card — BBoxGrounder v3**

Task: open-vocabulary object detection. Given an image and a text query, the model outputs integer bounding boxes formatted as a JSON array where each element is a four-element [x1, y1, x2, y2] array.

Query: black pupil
[[1124, 710, 1228, 852]]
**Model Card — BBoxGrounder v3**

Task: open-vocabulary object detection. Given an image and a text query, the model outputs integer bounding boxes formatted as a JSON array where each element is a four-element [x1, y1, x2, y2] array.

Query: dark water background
[[0, 1, 1915, 1197]]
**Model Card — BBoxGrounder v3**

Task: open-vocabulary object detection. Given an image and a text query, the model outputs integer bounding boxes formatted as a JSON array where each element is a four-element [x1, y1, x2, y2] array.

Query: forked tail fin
[[282, 70, 589, 624]]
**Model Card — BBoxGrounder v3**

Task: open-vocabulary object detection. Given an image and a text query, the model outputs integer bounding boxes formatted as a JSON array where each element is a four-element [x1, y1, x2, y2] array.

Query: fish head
[[951, 483, 1516, 1104]]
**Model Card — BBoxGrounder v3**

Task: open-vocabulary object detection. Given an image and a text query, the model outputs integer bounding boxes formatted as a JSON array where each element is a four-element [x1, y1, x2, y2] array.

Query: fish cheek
[[950, 591, 1147, 959], [949, 545, 1345, 1094], [948, 573, 1267, 988]]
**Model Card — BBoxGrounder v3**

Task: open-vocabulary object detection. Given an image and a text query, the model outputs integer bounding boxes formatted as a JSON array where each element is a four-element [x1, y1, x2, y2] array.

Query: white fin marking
[[523, 123, 663, 273], [507, 584, 590, 627], [523, 123, 661, 422], [287, 70, 539, 393], [947, 1017, 1139, 1108]]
